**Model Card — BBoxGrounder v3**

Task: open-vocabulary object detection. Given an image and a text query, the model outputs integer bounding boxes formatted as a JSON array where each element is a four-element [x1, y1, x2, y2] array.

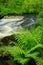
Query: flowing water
[[0, 16, 42, 38]]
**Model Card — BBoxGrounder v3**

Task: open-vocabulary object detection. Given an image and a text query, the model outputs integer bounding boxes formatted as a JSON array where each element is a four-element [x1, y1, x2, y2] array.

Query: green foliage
[[0, 21, 43, 65], [38, 11, 43, 18], [0, 0, 43, 16]]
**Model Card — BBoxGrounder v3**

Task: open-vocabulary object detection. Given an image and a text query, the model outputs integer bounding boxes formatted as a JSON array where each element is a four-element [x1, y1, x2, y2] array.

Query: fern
[[0, 20, 43, 65]]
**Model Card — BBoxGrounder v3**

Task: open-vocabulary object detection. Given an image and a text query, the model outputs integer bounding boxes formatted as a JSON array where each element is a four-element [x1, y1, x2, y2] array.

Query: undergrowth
[[0, 20, 43, 65]]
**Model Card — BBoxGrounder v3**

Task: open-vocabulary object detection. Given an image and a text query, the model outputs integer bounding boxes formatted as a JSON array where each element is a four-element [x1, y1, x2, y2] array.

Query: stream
[[0, 16, 43, 38]]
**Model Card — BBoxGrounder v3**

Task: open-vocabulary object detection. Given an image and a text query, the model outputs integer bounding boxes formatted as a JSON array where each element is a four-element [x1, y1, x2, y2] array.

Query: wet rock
[[1, 35, 18, 46], [0, 42, 3, 46], [1, 36, 10, 45], [4, 16, 24, 20]]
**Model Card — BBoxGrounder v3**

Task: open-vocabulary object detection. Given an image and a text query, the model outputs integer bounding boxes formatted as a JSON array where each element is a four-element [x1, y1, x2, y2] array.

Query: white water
[[0, 16, 38, 38], [0, 18, 24, 38]]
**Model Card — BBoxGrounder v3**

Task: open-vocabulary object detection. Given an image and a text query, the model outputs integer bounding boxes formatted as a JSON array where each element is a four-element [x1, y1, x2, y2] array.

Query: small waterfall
[[0, 16, 38, 38], [23, 18, 35, 27], [0, 18, 24, 38], [21, 17, 37, 28]]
